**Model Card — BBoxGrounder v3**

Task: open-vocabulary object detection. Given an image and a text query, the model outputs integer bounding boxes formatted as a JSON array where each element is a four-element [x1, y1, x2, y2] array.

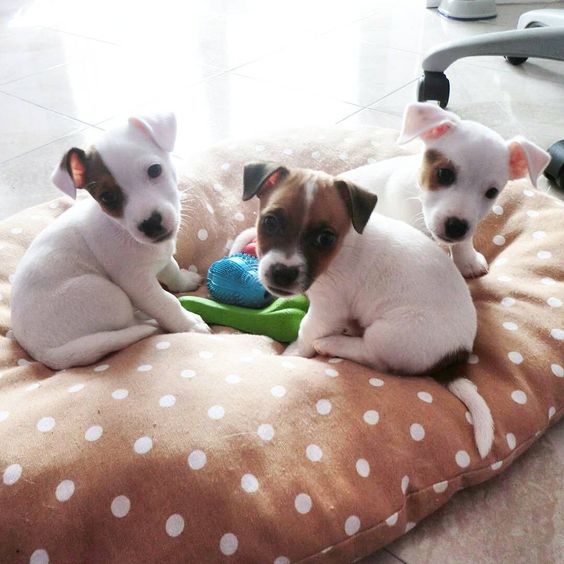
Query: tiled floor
[[0, 0, 562, 561]]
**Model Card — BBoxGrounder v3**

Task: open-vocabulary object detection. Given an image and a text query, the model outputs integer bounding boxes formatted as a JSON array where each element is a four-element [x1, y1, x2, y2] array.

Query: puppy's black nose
[[138, 212, 165, 239], [444, 217, 469, 241], [270, 264, 299, 287]]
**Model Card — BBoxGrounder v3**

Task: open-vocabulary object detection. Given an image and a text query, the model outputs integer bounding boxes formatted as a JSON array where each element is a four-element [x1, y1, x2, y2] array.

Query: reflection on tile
[[384, 422, 564, 564], [0, 92, 83, 163]]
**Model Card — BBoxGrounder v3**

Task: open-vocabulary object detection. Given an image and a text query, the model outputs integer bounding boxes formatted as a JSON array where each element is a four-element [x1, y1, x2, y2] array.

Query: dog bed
[[0, 128, 562, 563]]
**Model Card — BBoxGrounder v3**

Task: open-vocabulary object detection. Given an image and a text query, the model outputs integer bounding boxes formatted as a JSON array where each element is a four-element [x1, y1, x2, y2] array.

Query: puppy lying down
[[234, 162, 493, 458]]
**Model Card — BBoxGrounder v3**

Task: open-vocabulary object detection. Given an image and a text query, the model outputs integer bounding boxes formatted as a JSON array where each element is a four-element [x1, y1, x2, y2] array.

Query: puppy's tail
[[448, 377, 494, 459], [229, 227, 257, 256]]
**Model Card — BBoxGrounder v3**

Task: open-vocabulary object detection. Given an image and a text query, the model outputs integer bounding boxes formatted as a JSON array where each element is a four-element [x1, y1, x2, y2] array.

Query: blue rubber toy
[[207, 253, 274, 309]]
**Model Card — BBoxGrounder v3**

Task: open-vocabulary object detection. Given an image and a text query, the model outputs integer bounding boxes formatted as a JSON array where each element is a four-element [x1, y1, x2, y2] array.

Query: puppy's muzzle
[[443, 217, 469, 242], [267, 263, 300, 295], [138, 211, 171, 242]]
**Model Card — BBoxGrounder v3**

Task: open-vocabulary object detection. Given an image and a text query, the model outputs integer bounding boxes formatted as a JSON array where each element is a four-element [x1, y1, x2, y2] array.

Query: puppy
[[11, 113, 209, 370], [339, 102, 550, 278], [241, 162, 493, 458]]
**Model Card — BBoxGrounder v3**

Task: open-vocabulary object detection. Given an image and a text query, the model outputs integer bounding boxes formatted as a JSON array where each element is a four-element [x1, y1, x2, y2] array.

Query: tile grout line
[[383, 547, 410, 564]]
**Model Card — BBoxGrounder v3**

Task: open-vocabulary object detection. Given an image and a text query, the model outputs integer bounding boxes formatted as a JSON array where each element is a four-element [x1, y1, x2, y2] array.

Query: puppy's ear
[[507, 136, 550, 187], [335, 180, 378, 234], [397, 102, 459, 145], [243, 162, 288, 201], [129, 112, 177, 152], [51, 148, 88, 199]]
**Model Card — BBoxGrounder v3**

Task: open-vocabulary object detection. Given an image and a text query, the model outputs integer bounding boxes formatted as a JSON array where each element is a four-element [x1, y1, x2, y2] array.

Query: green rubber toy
[[178, 294, 309, 343]]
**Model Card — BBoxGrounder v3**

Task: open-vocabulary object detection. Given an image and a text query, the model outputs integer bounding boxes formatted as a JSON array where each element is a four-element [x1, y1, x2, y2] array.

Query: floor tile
[[359, 548, 406, 564]]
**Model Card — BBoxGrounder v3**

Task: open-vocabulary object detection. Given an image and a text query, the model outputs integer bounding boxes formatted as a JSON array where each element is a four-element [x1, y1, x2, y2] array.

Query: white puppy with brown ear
[[340, 103, 550, 278], [11, 113, 209, 370]]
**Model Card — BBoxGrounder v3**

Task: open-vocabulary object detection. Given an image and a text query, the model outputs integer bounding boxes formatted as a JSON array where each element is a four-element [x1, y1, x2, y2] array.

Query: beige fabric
[[0, 128, 562, 563]]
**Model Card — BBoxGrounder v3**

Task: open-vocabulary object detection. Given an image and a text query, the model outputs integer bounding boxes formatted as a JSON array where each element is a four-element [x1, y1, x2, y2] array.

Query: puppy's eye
[[100, 191, 120, 209], [485, 187, 499, 200], [147, 164, 162, 178], [436, 168, 456, 186], [311, 230, 337, 249], [262, 215, 280, 235]]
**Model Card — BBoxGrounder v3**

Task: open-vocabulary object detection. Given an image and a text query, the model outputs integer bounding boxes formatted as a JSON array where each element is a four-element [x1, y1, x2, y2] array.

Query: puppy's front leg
[[283, 308, 339, 358], [124, 277, 210, 334], [451, 239, 488, 278], [158, 257, 202, 292]]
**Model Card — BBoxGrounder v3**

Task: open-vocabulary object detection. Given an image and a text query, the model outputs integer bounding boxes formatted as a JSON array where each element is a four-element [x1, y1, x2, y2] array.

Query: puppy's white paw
[[313, 337, 336, 357], [188, 312, 211, 334], [456, 251, 488, 279], [283, 341, 314, 358], [175, 269, 203, 292]]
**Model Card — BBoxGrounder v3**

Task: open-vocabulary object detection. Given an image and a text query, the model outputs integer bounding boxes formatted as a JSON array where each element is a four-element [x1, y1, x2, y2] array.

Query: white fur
[[11, 113, 209, 370]]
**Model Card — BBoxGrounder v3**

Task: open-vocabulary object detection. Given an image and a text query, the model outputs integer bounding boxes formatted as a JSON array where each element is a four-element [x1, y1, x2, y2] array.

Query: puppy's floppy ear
[[397, 102, 460, 145], [507, 136, 550, 187], [51, 148, 88, 199], [129, 112, 177, 152], [335, 179, 378, 234], [243, 162, 289, 201]]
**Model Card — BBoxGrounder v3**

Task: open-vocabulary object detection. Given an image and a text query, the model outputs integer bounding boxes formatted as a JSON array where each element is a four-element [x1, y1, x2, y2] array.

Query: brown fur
[[419, 149, 457, 191]]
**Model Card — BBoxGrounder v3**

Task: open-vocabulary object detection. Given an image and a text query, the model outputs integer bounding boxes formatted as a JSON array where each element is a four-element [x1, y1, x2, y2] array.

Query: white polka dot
[[136, 364, 152, 372], [508, 351, 523, 365], [433, 481, 448, 493], [274, 557, 290, 564], [455, 450, 470, 468], [257, 423, 275, 441], [241, 473, 259, 493], [537, 250, 552, 260], [199, 351, 213, 360], [208, 405, 225, 420], [180, 369, 196, 379], [221, 162, 231, 171], [112, 388, 128, 400], [465, 411, 473, 425], [197, 229, 208, 241], [94, 364, 110, 372], [283, 148, 293, 156], [328, 357, 343, 364], [363, 410, 379, 425], [17, 358, 31, 366], [0, 410, 9, 422], [369, 377, 384, 387], [306, 444, 323, 462], [491, 461, 503, 471], [356, 459, 370, 477], [547, 297, 562, 308], [159, 394, 176, 408], [548, 406, 556, 419], [492, 235, 505, 246], [316, 399, 332, 415], [550, 328, 564, 341], [511, 390, 527, 404], [526, 209, 539, 217], [55, 480, 75, 502], [410, 423, 425, 441], [271, 385, 286, 398], [206, 203, 214, 214], [188, 264, 198, 273], [84, 425, 103, 442], [220, 533, 238, 555], [492, 205, 504, 215], [503, 321, 518, 331], [523, 189, 534, 197], [401, 475, 409, 494], [541, 277, 556, 286], [495, 256, 508, 266], [324, 368, 339, 377], [417, 391, 433, 403], [3, 463, 22, 485], [166, 514, 185, 537], [234, 212, 245, 222], [501, 297, 516, 307], [344, 515, 360, 536], [532, 230, 546, 239], [467, 354, 479, 364], [67, 383, 85, 393], [497, 275, 512, 283], [551, 363, 563, 377], [111, 495, 130, 518], [29, 549, 49, 564], [506, 433, 516, 450], [26, 382, 41, 392], [187, 450, 207, 470], [134, 436, 153, 454], [386, 512, 398, 526], [37, 416, 55, 433], [155, 341, 171, 350], [213, 182, 224, 192], [294, 493, 312, 514], [406, 522, 416, 532], [10, 227, 23, 235]]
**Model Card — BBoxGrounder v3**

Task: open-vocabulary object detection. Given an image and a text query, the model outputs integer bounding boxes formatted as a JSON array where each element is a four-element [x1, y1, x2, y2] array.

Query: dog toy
[[178, 294, 309, 342], [207, 253, 273, 309]]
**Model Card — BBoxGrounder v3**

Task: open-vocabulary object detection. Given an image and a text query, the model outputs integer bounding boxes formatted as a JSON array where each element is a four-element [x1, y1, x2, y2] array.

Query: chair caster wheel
[[417, 71, 450, 109], [545, 140, 564, 190], [505, 56, 528, 66]]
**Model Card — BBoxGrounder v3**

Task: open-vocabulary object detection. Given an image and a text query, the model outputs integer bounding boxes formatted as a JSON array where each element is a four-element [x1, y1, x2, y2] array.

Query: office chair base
[[417, 71, 450, 109], [545, 140, 564, 190]]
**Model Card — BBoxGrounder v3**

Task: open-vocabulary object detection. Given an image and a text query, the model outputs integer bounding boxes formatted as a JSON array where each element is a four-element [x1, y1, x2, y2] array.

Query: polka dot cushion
[[0, 128, 563, 563]]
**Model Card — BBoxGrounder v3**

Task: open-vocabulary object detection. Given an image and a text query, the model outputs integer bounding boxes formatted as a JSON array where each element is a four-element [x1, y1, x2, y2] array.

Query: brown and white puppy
[[240, 162, 494, 458]]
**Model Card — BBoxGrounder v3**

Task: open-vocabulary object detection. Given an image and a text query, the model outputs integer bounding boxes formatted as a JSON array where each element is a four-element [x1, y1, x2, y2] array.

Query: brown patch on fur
[[420, 149, 457, 191]]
